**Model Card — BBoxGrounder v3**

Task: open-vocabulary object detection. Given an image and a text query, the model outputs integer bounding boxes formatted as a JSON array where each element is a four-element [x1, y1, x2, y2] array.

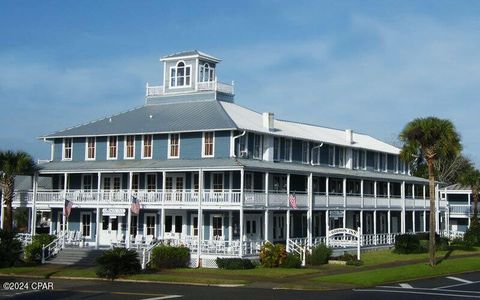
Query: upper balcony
[[146, 79, 235, 97]]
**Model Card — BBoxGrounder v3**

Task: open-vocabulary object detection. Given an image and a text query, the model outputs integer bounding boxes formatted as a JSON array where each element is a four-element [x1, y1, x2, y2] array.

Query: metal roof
[[220, 101, 401, 155], [37, 158, 427, 183], [160, 50, 221, 63], [444, 183, 471, 191], [42, 100, 237, 138]]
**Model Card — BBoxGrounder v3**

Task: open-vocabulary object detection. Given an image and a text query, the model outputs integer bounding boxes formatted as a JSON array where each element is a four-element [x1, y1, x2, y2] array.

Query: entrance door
[[165, 174, 185, 201], [379, 213, 387, 233], [102, 175, 121, 201], [244, 214, 262, 240], [164, 214, 183, 238], [100, 216, 120, 245], [273, 214, 285, 241], [365, 213, 373, 234]]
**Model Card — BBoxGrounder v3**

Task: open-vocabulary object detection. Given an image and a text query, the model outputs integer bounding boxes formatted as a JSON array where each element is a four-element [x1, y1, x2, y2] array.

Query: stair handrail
[[287, 239, 307, 266], [41, 232, 66, 264], [141, 239, 163, 269]]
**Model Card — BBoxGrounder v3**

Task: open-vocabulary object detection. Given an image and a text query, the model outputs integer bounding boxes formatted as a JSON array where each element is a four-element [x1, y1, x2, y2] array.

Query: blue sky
[[1, 0, 479, 166]]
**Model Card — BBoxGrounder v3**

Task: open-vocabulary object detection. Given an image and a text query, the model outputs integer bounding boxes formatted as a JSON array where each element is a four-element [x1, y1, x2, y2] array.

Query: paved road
[[0, 271, 479, 299]]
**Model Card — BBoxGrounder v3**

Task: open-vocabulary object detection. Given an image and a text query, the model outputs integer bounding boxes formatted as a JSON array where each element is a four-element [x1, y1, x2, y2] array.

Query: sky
[[0, 0, 479, 166]]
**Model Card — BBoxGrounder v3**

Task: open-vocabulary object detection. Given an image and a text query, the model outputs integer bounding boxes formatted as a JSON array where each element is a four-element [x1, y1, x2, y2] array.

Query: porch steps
[[46, 247, 106, 266]]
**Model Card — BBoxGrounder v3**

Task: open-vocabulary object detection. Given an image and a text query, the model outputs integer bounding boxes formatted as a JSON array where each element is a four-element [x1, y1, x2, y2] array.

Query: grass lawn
[[170, 266, 318, 278], [0, 265, 97, 278], [314, 255, 480, 287], [360, 247, 480, 266], [127, 273, 249, 285]]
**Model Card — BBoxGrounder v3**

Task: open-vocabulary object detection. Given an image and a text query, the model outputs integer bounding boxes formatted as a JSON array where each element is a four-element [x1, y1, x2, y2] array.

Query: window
[[125, 135, 135, 159], [284, 138, 292, 161], [81, 213, 91, 238], [203, 132, 214, 157], [142, 135, 153, 159], [212, 215, 223, 238], [145, 214, 156, 236], [132, 173, 139, 192], [335, 146, 345, 167], [168, 134, 180, 158], [107, 136, 117, 159], [328, 145, 335, 166], [301, 141, 309, 163], [146, 173, 157, 192], [191, 215, 198, 236], [374, 152, 379, 171], [199, 63, 215, 82], [170, 61, 191, 87], [130, 215, 138, 237], [212, 173, 224, 192], [379, 153, 386, 171], [175, 216, 182, 233], [82, 174, 92, 191], [63, 138, 72, 160], [272, 175, 287, 192], [353, 149, 366, 170], [245, 173, 254, 191], [273, 137, 281, 161], [86, 137, 96, 160], [236, 134, 247, 158], [193, 173, 199, 192], [253, 134, 263, 159]]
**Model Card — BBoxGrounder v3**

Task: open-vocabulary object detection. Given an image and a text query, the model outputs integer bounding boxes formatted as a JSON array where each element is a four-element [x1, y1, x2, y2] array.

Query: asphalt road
[[0, 271, 479, 300]]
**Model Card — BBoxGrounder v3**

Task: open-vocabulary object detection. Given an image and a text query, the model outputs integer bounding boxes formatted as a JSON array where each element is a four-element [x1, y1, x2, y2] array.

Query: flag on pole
[[289, 193, 297, 209], [131, 196, 140, 214], [64, 199, 73, 218]]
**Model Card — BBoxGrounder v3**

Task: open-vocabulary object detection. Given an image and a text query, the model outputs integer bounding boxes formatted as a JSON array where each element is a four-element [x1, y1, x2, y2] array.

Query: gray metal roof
[[37, 158, 427, 183], [160, 50, 221, 62], [444, 183, 471, 191], [42, 100, 237, 138]]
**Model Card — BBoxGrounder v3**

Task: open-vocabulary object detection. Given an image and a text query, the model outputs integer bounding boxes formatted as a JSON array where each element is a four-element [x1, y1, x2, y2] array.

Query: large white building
[[6, 50, 448, 266]]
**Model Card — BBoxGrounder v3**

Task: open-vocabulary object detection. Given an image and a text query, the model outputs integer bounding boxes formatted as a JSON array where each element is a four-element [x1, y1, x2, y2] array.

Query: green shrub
[[0, 230, 22, 267], [394, 234, 422, 254], [308, 244, 332, 265], [150, 245, 190, 269], [450, 237, 475, 251], [464, 218, 480, 246], [437, 237, 451, 251], [281, 253, 302, 268], [24, 234, 56, 263], [95, 247, 141, 280], [216, 258, 256, 270], [346, 259, 364, 266], [259, 242, 287, 268]]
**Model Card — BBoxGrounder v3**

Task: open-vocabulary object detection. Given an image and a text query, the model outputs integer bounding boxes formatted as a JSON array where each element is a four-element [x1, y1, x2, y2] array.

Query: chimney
[[345, 129, 353, 144], [263, 112, 274, 131]]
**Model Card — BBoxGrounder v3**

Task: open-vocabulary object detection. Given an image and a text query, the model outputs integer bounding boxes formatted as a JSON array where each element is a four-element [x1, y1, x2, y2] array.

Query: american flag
[[289, 193, 297, 209], [131, 196, 140, 215], [64, 199, 73, 218]]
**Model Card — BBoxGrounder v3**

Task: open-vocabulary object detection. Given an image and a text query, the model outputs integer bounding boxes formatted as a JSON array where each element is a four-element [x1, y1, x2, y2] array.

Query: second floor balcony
[[146, 79, 234, 97]]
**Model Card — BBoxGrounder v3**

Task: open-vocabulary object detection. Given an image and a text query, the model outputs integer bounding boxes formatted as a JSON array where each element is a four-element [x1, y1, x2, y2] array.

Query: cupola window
[[199, 63, 215, 82], [170, 61, 191, 87]]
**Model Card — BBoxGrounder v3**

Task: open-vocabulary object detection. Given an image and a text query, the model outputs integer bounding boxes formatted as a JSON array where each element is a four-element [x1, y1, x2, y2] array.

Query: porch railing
[[41, 232, 65, 264]]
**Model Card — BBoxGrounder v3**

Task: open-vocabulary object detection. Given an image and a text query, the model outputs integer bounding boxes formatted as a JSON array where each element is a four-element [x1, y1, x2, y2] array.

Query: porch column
[[197, 169, 204, 266], [435, 184, 440, 232], [343, 210, 346, 228], [62, 172, 68, 247], [161, 171, 166, 239], [468, 192, 471, 227], [229, 210, 233, 241], [126, 171, 133, 248], [387, 182, 391, 208], [360, 179, 364, 209], [265, 172, 269, 207], [307, 173, 313, 248], [373, 210, 377, 245], [265, 172, 269, 241], [239, 168, 244, 257], [325, 177, 329, 208], [1, 191, 4, 229], [325, 210, 329, 246], [95, 172, 101, 249], [360, 210, 364, 235], [374, 181, 377, 209], [286, 209, 290, 250], [31, 172, 38, 236], [343, 178, 347, 208], [387, 210, 391, 234], [401, 181, 406, 234], [423, 210, 427, 232], [412, 210, 416, 233], [264, 210, 269, 241]]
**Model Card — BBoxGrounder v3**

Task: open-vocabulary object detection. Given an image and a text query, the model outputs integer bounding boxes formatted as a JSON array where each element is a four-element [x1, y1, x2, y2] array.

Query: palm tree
[[459, 166, 480, 222], [0, 151, 36, 231], [399, 117, 462, 267]]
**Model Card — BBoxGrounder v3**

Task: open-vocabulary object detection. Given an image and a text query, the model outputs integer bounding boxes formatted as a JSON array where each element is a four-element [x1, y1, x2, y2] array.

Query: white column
[[325, 209, 329, 237], [387, 182, 391, 208], [0, 191, 4, 229], [239, 169, 244, 257], [31, 172, 38, 236], [423, 210, 427, 232], [161, 171, 167, 239], [325, 177, 329, 208], [374, 181, 378, 208], [343, 178, 347, 208], [229, 210, 233, 241], [265, 172, 269, 241], [468, 193, 472, 227], [435, 184, 440, 232], [307, 173, 313, 248], [343, 210, 346, 228], [360, 210, 364, 235], [412, 210, 416, 233], [95, 172, 101, 249], [264, 210, 269, 241], [62, 172, 68, 247], [197, 169, 203, 265], [387, 210, 391, 234], [401, 181, 406, 234], [360, 179, 364, 208], [126, 171, 133, 248], [286, 209, 290, 250], [373, 210, 377, 245]]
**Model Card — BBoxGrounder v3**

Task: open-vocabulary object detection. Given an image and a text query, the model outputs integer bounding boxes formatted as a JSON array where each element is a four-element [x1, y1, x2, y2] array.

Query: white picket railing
[[41, 232, 66, 264]]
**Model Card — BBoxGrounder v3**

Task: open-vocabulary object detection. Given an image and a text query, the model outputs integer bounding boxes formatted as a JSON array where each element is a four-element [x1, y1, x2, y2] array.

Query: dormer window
[[170, 61, 191, 87], [199, 63, 215, 82]]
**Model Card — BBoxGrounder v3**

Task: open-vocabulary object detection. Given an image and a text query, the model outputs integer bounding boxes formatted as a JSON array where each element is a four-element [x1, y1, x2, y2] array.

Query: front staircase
[[46, 247, 106, 266]]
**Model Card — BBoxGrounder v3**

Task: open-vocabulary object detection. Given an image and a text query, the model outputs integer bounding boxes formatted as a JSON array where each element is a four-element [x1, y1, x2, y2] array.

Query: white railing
[[244, 191, 267, 206], [41, 232, 65, 264], [286, 239, 306, 266], [203, 189, 241, 205], [146, 80, 234, 97], [346, 196, 362, 207], [16, 233, 32, 246], [243, 240, 265, 256], [313, 194, 327, 207], [449, 205, 471, 215], [328, 195, 344, 207], [361, 233, 397, 246], [141, 240, 163, 269], [268, 192, 288, 207], [441, 230, 465, 240]]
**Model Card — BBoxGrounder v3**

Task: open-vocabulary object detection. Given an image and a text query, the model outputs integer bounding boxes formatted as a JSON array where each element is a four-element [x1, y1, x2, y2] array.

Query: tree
[[412, 154, 472, 185], [399, 117, 462, 267], [459, 166, 480, 221], [0, 151, 36, 231]]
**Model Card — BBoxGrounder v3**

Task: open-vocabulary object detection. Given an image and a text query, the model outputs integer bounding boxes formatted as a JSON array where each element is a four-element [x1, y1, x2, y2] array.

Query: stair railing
[[41, 232, 66, 264], [141, 240, 162, 269]]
